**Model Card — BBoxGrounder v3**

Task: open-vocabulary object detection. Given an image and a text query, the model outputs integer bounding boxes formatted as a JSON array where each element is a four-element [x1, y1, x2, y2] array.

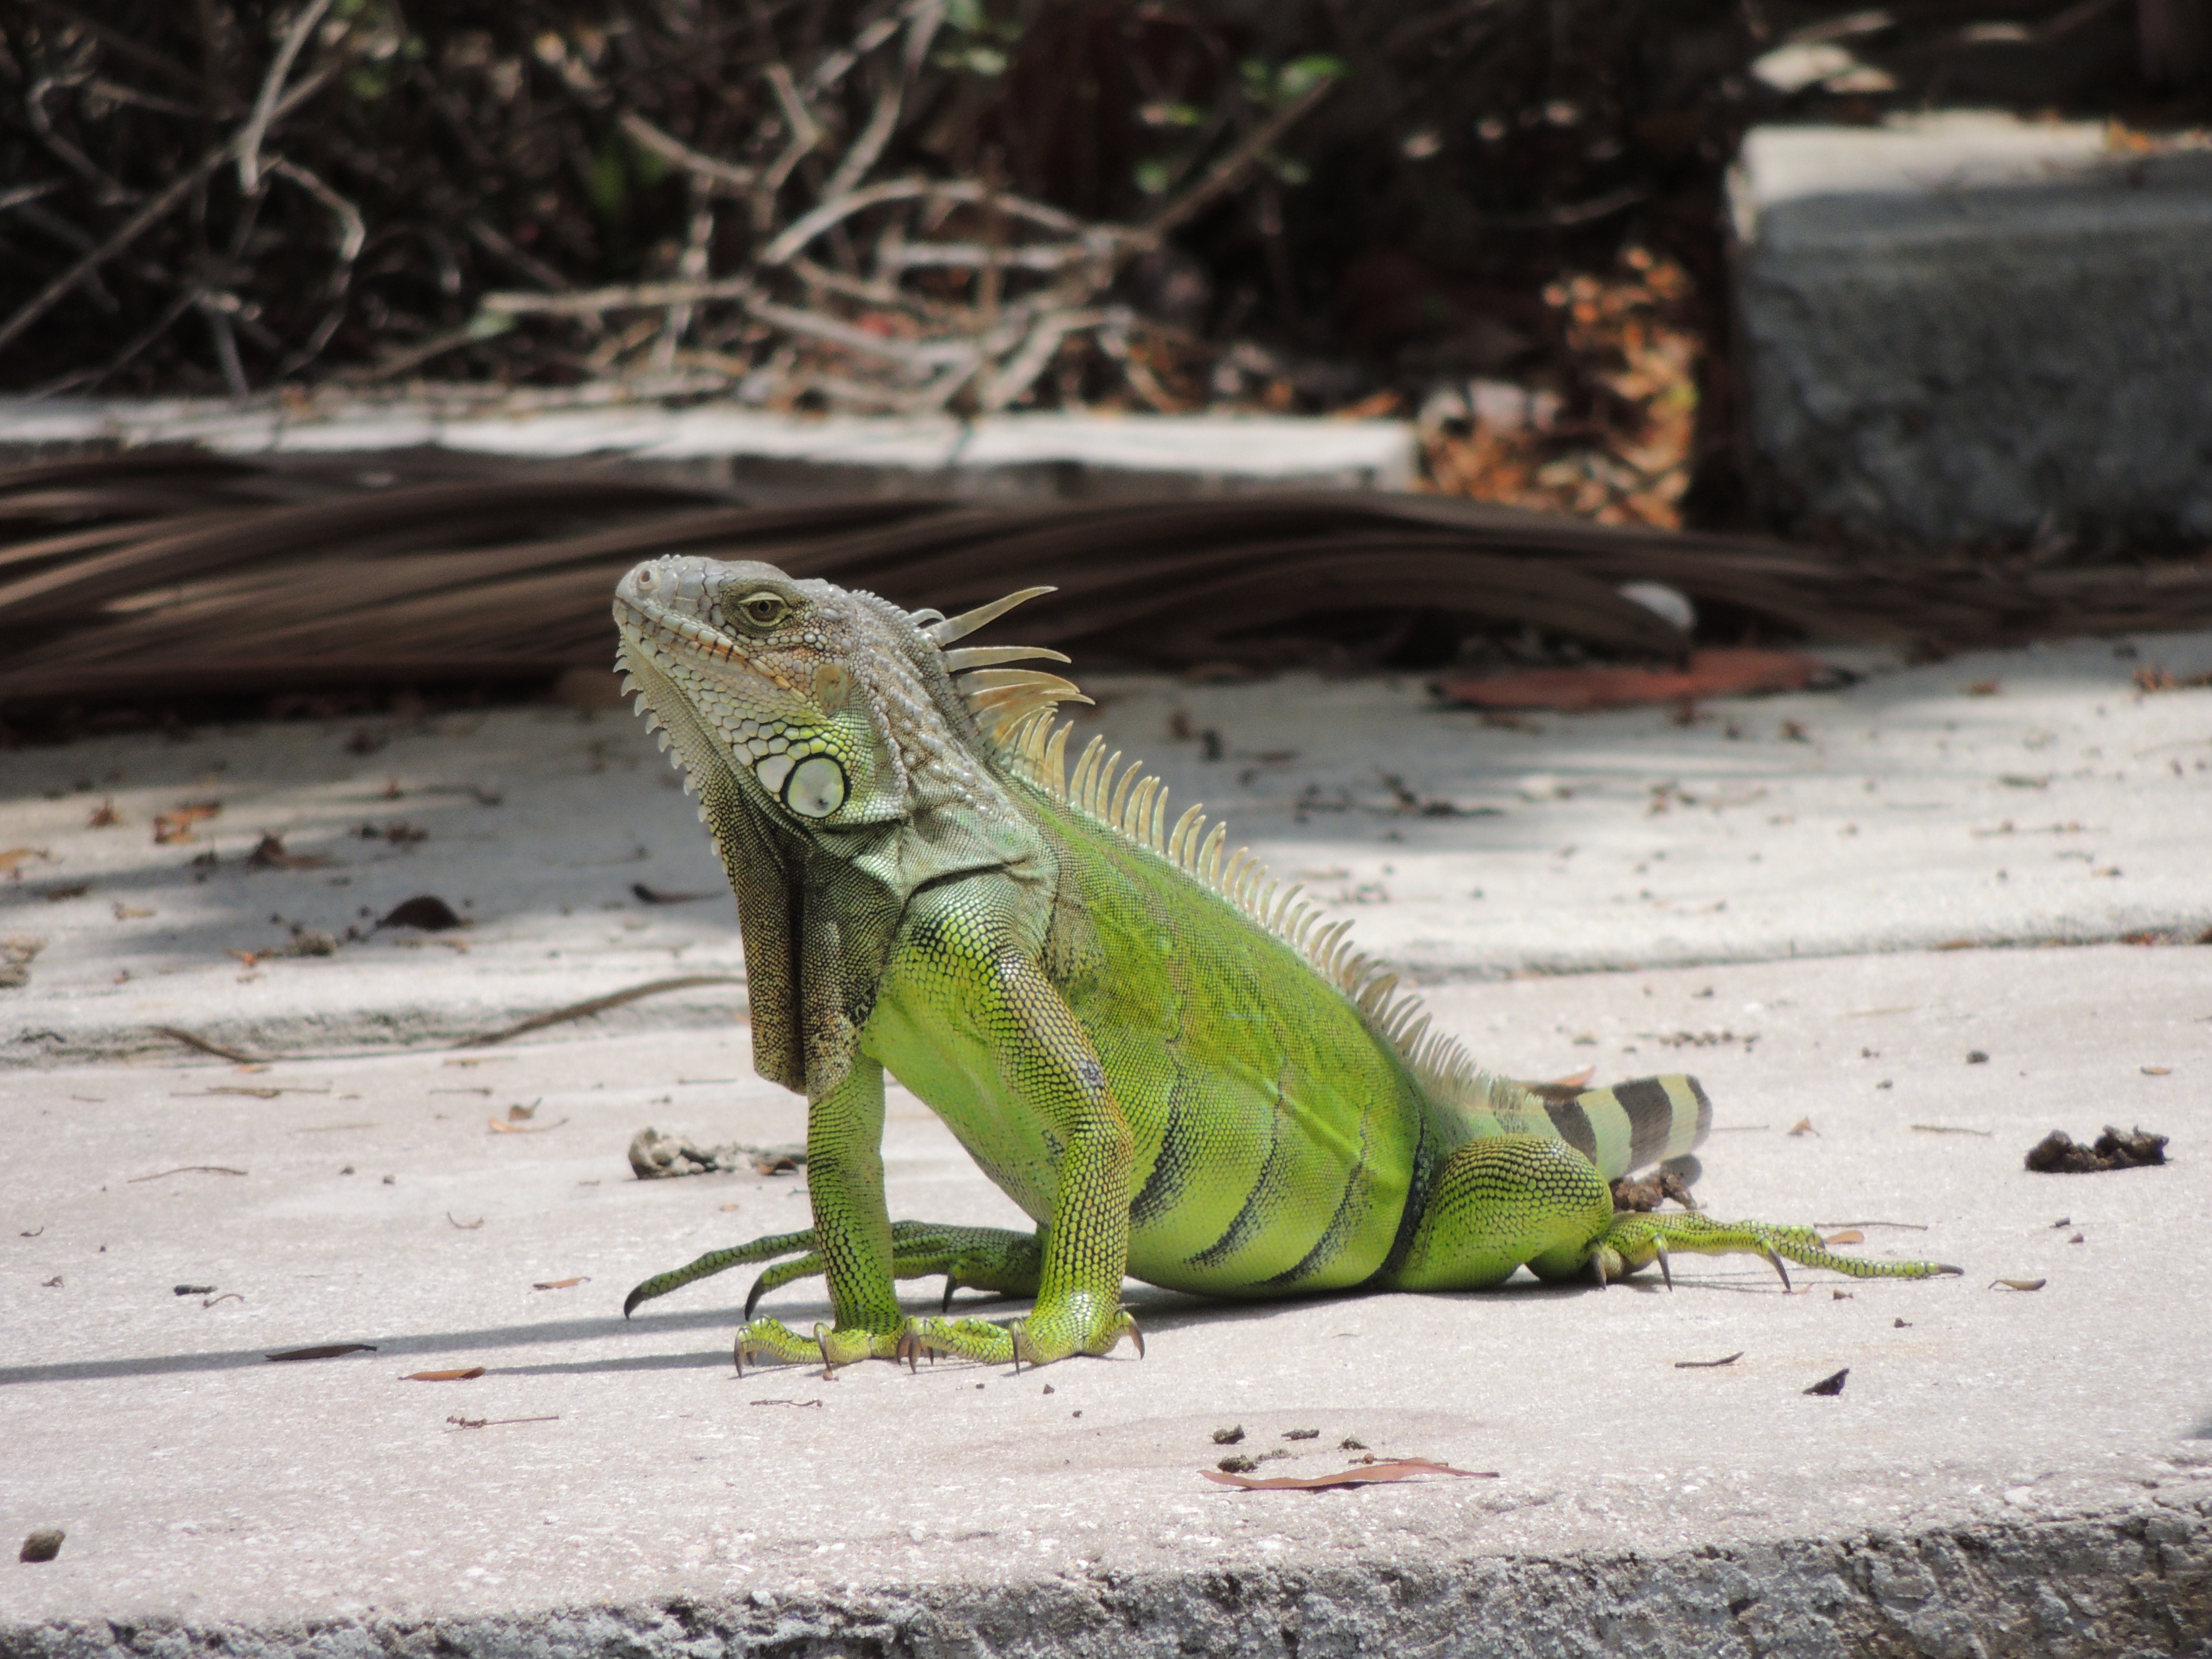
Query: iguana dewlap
[[612, 558, 1957, 1370]]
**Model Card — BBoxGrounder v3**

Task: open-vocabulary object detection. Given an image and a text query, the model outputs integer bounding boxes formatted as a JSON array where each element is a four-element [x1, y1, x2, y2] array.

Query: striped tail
[[1532, 1074, 1711, 1182]]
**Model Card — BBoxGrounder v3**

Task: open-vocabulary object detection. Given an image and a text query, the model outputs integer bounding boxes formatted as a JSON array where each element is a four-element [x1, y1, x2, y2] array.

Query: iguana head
[[611, 558, 914, 829], [612, 554, 1084, 1094]]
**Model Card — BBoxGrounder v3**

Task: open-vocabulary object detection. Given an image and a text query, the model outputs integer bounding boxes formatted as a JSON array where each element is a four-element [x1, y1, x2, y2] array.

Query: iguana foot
[[733, 1317, 903, 1373], [1583, 1212, 1962, 1288], [741, 1223, 1043, 1318], [896, 1296, 1143, 1370], [624, 1221, 1041, 1320]]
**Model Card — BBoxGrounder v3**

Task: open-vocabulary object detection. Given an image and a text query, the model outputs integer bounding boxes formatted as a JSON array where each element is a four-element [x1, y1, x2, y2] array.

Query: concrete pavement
[[2, 628, 2209, 1655]]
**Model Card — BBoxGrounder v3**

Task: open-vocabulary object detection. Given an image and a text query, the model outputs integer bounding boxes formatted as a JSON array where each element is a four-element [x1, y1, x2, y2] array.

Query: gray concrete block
[[1731, 116, 2212, 548]]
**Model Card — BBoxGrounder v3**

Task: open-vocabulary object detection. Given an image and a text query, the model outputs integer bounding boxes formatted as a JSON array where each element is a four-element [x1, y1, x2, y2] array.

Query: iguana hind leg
[[1384, 1135, 1616, 1291], [1384, 1134, 1958, 1291]]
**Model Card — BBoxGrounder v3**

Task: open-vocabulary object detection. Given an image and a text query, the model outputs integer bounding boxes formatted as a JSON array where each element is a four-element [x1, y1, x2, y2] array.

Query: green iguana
[[612, 558, 1958, 1370]]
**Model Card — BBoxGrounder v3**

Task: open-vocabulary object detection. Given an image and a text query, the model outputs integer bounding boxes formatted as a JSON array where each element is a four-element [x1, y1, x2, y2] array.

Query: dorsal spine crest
[[933, 615, 1497, 1117]]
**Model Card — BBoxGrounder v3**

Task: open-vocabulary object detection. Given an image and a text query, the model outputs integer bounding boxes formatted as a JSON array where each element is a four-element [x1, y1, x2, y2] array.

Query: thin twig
[[981, 308, 1108, 412], [819, 74, 904, 202], [341, 317, 513, 384], [152, 1025, 268, 1065], [746, 296, 983, 365], [481, 276, 756, 318], [462, 975, 746, 1047], [1136, 74, 1339, 242], [0, 180, 67, 215], [128, 1166, 249, 1183], [267, 157, 366, 376], [757, 60, 823, 204], [237, 0, 337, 194], [465, 219, 572, 294], [880, 240, 1101, 273], [269, 157, 366, 264], [760, 179, 1083, 267], [618, 112, 759, 194], [654, 180, 717, 372], [1473, 185, 1648, 230]]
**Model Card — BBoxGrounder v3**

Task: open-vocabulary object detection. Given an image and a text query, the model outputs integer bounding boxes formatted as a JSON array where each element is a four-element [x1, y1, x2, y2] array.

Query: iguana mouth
[[613, 590, 759, 675]]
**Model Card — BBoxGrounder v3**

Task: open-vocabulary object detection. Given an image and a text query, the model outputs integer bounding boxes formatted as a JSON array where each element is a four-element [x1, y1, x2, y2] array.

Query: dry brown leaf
[[0, 848, 50, 873], [403, 1367, 486, 1382], [1788, 1117, 1817, 1137], [2141, 1066, 2172, 1076], [1200, 1456, 1497, 1491], [1822, 1229, 1864, 1245], [531, 1276, 589, 1290], [1992, 1278, 2047, 1292], [153, 802, 221, 844]]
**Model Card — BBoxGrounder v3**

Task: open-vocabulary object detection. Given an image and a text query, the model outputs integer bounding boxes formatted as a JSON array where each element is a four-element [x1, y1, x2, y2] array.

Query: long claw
[[1763, 1245, 1792, 1292], [732, 1332, 745, 1377], [1591, 1250, 1609, 1288], [1125, 1315, 1144, 1359], [745, 1274, 768, 1320], [1655, 1241, 1673, 1292], [940, 1275, 959, 1314]]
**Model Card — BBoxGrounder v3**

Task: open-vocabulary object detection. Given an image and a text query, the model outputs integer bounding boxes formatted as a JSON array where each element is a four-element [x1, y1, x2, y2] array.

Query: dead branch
[[618, 111, 759, 194], [760, 178, 1085, 267], [481, 276, 758, 318], [236, 0, 337, 195], [1136, 74, 1341, 244]]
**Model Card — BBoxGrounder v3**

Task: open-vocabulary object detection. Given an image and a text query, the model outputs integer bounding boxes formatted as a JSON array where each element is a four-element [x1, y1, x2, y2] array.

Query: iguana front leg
[[719, 1056, 903, 1368], [894, 942, 1141, 1369]]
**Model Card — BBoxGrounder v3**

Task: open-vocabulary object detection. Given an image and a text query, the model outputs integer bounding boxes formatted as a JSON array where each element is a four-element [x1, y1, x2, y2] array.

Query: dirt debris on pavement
[[2024, 1125, 2170, 1172]]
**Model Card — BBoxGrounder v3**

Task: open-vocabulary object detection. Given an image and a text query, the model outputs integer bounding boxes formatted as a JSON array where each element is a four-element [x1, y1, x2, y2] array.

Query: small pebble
[[20, 1527, 64, 1563]]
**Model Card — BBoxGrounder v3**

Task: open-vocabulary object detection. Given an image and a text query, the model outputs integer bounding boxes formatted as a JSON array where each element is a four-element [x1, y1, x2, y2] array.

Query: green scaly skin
[[611, 558, 1960, 1371]]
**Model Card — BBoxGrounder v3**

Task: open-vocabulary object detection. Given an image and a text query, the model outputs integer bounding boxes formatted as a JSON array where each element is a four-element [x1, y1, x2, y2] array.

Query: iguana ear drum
[[785, 754, 847, 817]]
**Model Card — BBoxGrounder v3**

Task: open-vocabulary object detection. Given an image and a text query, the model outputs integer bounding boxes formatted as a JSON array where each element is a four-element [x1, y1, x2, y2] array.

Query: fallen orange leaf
[[403, 1367, 486, 1382], [154, 802, 222, 844]]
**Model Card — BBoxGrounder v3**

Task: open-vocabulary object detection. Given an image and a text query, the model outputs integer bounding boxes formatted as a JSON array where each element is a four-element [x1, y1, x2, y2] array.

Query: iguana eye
[[736, 592, 791, 629]]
